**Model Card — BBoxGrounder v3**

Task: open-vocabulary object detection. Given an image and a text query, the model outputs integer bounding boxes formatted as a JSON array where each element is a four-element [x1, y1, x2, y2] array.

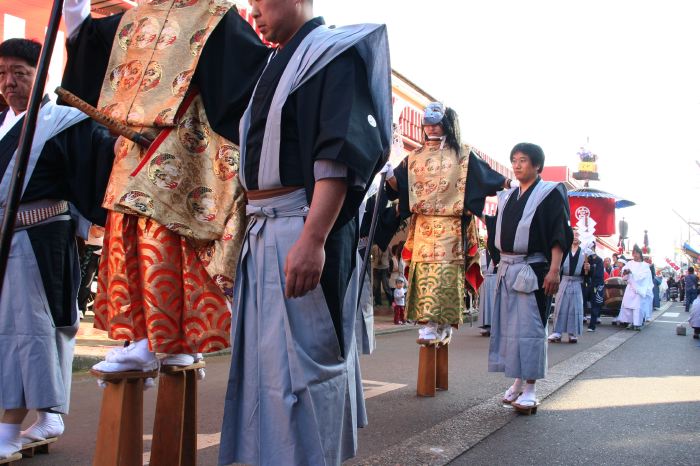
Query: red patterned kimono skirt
[[93, 211, 230, 354]]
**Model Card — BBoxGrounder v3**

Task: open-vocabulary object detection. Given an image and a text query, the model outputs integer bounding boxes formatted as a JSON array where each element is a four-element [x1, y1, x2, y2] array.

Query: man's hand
[[284, 233, 325, 298], [546, 244, 564, 296], [283, 178, 346, 299], [544, 268, 560, 296]]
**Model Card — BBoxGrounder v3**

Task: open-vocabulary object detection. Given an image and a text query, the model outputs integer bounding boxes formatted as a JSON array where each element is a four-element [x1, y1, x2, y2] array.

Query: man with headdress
[[383, 102, 511, 393], [61, 0, 269, 370], [0, 38, 115, 458], [217, 1, 391, 464], [488, 142, 573, 415]]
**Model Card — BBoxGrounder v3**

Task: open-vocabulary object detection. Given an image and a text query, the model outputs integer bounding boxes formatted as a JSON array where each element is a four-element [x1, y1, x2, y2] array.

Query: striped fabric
[[15, 200, 69, 227]]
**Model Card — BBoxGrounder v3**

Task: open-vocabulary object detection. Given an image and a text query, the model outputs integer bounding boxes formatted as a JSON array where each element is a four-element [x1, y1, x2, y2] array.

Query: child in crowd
[[393, 279, 407, 325]]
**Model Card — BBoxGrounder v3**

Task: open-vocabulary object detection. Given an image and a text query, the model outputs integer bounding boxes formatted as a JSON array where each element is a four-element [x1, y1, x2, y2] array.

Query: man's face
[[0, 56, 35, 113], [249, 0, 301, 45], [511, 151, 539, 183], [604, 258, 611, 267]]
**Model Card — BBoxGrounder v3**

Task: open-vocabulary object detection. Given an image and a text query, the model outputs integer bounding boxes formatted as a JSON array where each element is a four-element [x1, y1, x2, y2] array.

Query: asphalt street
[[16, 303, 695, 465], [451, 301, 699, 466]]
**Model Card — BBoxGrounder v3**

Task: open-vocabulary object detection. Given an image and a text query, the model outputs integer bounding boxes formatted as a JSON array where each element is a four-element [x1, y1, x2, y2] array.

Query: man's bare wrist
[[302, 228, 327, 246]]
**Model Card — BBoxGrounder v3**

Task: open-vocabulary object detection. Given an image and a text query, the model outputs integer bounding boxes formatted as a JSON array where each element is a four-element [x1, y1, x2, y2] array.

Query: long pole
[[672, 209, 700, 236], [357, 173, 387, 310], [0, 0, 65, 294]]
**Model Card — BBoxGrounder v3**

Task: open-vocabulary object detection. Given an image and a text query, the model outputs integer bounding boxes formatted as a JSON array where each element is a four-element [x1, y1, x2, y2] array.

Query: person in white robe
[[617, 245, 653, 330]]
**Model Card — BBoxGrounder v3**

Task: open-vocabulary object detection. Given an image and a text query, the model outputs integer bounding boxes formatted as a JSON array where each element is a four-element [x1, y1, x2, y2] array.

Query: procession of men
[[0, 1, 696, 465]]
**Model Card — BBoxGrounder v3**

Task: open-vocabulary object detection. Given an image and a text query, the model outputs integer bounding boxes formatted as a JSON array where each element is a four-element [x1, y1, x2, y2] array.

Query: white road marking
[[141, 380, 406, 464], [363, 379, 407, 399], [654, 320, 687, 324], [664, 312, 680, 317]]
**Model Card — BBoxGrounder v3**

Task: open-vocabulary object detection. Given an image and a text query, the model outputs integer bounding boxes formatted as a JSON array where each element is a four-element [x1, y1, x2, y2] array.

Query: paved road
[[451, 301, 699, 466], [19, 311, 636, 466]]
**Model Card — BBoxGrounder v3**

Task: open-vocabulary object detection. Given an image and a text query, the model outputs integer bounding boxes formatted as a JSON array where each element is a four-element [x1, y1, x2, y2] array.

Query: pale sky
[[316, 0, 700, 265]]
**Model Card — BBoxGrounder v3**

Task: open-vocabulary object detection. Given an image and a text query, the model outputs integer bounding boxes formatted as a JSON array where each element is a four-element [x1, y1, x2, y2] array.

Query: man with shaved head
[[218, 0, 392, 464]]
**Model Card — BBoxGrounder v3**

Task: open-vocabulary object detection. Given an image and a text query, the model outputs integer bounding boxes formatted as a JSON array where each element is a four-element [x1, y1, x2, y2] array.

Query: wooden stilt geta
[[416, 341, 436, 397], [436, 343, 449, 390], [417, 339, 450, 396], [90, 369, 158, 466], [20, 437, 57, 457], [150, 362, 204, 466], [0, 453, 21, 465]]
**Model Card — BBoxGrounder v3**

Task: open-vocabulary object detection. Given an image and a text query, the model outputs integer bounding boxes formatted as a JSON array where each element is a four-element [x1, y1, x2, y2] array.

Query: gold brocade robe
[[92, 0, 258, 353], [98, 0, 246, 294], [403, 144, 480, 324]]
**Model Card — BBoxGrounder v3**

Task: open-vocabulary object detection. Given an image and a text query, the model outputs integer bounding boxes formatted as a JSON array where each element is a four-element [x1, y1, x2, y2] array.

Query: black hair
[[510, 142, 545, 173], [0, 38, 41, 68], [424, 106, 461, 155], [689, 266, 695, 274], [632, 244, 644, 260]]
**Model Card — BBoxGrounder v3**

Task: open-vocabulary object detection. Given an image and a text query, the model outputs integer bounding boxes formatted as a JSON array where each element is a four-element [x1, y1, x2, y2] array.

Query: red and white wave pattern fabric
[[94, 211, 230, 354]]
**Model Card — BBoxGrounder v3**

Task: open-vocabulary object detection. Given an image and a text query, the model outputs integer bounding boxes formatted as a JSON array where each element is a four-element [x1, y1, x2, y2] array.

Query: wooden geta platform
[[90, 369, 159, 466], [150, 362, 205, 466], [0, 453, 22, 465], [416, 339, 450, 397], [20, 437, 57, 457]]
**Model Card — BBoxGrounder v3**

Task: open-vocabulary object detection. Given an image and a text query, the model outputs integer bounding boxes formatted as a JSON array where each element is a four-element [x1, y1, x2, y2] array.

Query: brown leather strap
[[245, 186, 303, 200]]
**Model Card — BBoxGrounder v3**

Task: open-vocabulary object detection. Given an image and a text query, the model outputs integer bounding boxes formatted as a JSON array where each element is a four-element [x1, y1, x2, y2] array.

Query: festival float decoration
[[572, 146, 599, 182], [567, 142, 634, 249]]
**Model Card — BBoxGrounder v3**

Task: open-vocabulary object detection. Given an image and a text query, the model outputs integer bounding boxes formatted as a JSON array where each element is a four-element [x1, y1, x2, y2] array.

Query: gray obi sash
[[245, 188, 309, 236], [561, 275, 583, 286], [497, 252, 546, 293]]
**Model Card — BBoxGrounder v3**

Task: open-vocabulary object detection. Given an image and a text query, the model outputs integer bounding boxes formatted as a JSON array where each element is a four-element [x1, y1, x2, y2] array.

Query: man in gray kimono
[[0, 39, 115, 458], [487, 142, 573, 415], [218, 1, 391, 464]]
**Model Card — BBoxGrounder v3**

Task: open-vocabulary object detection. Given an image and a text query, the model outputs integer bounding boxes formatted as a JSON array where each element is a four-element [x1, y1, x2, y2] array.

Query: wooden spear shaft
[[56, 87, 152, 148]]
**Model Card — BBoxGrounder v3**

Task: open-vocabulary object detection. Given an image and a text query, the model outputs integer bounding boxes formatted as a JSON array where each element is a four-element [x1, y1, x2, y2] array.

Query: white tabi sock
[[20, 412, 64, 444], [105, 338, 154, 363], [94, 338, 159, 373], [418, 322, 439, 340], [0, 423, 21, 459], [514, 382, 538, 406], [504, 378, 523, 402], [161, 354, 196, 366], [102, 338, 156, 367]]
